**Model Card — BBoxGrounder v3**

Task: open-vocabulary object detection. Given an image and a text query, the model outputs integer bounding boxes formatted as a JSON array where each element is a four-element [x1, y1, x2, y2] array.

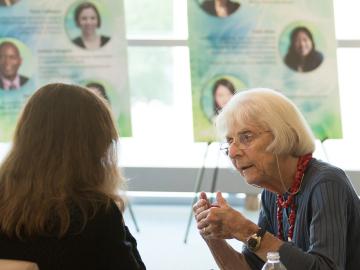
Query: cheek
[[305, 41, 312, 51], [258, 155, 277, 176], [248, 148, 275, 175]]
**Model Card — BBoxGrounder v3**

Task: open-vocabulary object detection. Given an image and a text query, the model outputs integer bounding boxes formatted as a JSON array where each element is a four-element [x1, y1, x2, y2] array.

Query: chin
[[241, 172, 264, 188], [244, 178, 262, 187]]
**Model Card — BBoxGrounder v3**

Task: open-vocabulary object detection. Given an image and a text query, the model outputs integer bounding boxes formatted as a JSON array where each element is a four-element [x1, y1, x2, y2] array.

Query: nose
[[228, 142, 243, 158]]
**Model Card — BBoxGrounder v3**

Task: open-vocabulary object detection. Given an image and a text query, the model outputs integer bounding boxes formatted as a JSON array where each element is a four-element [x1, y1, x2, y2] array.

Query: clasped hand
[[193, 191, 254, 242]]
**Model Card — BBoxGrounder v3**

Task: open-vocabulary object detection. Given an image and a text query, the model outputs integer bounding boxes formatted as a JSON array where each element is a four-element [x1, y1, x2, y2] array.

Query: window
[[124, 0, 360, 144]]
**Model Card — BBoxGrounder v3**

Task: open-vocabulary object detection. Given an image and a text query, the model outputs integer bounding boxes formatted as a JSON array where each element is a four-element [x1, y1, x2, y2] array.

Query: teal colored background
[[188, 0, 341, 142], [0, 0, 132, 141]]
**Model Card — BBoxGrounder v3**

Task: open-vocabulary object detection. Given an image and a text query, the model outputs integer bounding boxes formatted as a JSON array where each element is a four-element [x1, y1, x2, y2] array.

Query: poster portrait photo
[[86, 81, 110, 103], [0, 0, 20, 6], [212, 78, 236, 116], [200, 75, 246, 124], [199, 0, 241, 17], [284, 26, 324, 72], [0, 40, 29, 91], [68, 1, 111, 50]]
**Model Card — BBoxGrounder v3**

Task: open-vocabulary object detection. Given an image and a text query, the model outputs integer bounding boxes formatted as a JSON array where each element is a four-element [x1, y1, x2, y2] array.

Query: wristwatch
[[246, 227, 266, 252]]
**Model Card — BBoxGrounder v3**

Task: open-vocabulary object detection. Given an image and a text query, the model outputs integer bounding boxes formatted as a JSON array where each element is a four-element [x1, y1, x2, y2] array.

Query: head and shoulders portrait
[[69, 1, 111, 50], [85, 81, 110, 103], [0, 40, 29, 91], [283, 26, 323, 73], [199, 0, 241, 17], [200, 75, 246, 125], [212, 78, 236, 116], [0, 0, 20, 6]]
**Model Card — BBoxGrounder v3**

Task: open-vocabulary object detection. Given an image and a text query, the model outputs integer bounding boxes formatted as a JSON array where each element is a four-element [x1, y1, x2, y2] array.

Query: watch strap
[[256, 227, 266, 238]]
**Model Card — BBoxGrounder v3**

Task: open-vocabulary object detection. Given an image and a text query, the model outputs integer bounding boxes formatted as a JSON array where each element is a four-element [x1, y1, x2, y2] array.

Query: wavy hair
[[216, 88, 315, 156], [284, 26, 316, 69], [0, 83, 124, 238]]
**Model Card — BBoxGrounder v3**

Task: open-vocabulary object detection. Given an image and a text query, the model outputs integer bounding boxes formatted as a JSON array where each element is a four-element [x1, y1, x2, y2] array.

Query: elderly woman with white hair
[[193, 88, 360, 270]]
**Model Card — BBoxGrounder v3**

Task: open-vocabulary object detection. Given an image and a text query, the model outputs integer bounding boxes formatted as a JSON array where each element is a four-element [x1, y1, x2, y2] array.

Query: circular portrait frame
[[0, 37, 33, 90], [200, 74, 247, 122], [279, 21, 326, 73], [64, 0, 113, 50]]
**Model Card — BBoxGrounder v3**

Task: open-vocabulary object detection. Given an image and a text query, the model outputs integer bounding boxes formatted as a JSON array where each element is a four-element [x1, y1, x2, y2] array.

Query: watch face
[[248, 237, 258, 249]]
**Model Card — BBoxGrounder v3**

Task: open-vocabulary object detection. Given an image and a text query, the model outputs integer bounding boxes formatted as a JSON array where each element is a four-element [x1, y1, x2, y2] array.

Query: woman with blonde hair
[[0, 83, 145, 270]]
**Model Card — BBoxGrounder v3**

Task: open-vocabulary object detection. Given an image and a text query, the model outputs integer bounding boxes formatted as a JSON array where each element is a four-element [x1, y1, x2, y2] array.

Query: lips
[[241, 165, 253, 170]]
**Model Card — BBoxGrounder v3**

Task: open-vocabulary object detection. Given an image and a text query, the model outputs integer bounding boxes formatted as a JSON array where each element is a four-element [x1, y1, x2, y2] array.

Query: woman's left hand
[[196, 192, 258, 242]]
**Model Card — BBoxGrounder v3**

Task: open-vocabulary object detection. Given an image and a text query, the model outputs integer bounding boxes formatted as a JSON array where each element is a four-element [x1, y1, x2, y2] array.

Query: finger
[[193, 199, 209, 212], [199, 192, 208, 201], [194, 205, 209, 218], [216, 192, 228, 207], [203, 224, 225, 239], [196, 208, 212, 222], [197, 215, 211, 230]]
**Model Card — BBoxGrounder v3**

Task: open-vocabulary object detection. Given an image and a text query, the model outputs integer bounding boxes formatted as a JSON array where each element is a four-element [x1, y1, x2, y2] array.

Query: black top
[[72, 35, 110, 49], [0, 75, 29, 90], [0, 202, 146, 270], [244, 159, 360, 270], [284, 50, 323, 72]]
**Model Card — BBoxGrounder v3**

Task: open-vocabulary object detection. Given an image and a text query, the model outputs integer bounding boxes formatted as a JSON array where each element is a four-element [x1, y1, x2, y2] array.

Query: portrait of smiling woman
[[212, 78, 236, 116], [72, 1, 110, 50], [284, 26, 323, 72]]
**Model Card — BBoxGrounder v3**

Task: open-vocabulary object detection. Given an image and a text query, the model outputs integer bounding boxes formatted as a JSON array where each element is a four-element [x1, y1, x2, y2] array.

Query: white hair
[[215, 88, 315, 156]]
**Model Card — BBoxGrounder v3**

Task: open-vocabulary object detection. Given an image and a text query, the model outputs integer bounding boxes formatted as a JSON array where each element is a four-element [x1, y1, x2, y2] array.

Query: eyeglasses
[[220, 131, 271, 155]]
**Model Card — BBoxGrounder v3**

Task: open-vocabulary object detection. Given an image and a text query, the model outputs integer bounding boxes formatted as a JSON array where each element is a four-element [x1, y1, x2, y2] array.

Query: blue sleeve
[[280, 180, 349, 270]]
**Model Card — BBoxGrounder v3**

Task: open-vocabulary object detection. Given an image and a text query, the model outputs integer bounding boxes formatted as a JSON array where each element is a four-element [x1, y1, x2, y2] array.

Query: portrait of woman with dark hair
[[200, 0, 240, 17], [284, 26, 323, 72], [0, 83, 145, 269], [0, 0, 20, 6], [213, 78, 236, 115], [86, 82, 109, 102], [72, 1, 110, 50]]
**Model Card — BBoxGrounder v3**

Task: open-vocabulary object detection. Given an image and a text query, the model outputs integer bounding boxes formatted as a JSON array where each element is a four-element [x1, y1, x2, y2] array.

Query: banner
[[0, 0, 131, 141], [188, 0, 341, 142]]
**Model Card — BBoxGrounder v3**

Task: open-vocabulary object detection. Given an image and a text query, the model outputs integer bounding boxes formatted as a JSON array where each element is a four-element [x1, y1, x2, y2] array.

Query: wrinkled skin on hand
[[193, 192, 255, 242]]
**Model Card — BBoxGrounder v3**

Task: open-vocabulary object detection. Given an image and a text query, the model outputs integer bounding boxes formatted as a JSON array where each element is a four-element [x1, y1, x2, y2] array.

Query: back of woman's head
[[0, 83, 123, 238], [216, 88, 315, 156]]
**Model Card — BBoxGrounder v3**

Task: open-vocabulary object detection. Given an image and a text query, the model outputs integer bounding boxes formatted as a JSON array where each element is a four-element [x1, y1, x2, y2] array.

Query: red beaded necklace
[[276, 153, 312, 241]]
